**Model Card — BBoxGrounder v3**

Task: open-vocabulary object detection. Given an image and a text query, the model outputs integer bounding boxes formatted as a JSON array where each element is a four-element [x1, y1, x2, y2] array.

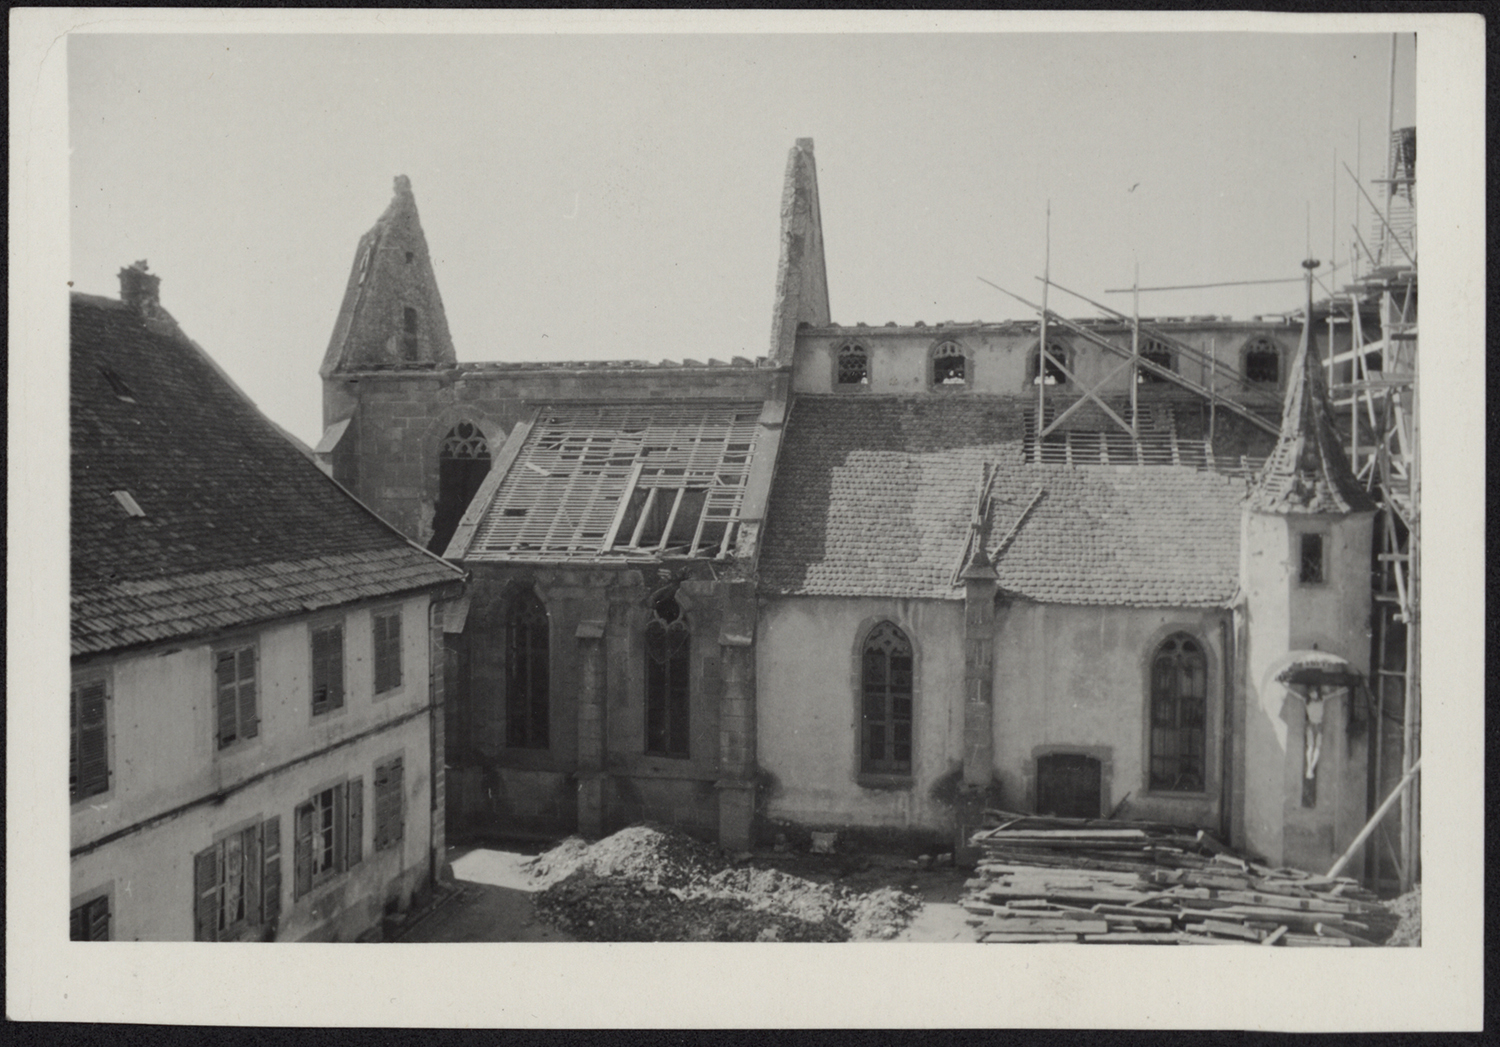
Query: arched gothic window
[[505, 590, 550, 750], [1137, 337, 1175, 383], [1149, 634, 1207, 792], [1243, 337, 1281, 384], [1029, 341, 1071, 386], [860, 621, 913, 775], [645, 594, 690, 757], [402, 306, 420, 361], [836, 342, 869, 387], [429, 422, 492, 555], [931, 340, 968, 387]]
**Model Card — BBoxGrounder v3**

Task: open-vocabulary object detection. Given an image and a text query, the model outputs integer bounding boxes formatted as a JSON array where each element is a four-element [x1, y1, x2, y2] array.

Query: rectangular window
[[214, 644, 259, 749], [293, 779, 362, 899], [70, 894, 111, 941], [70, 678, 110, 801], [311, 622, 345, 715], [373, 757, 405, 851], [193, 817, 280, 942], [1299, 533, 1325, 584], [373, 611, 403, 694]]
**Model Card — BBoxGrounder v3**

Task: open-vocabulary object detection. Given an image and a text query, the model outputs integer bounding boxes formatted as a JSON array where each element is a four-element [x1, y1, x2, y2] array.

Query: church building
[[317, 140, 1379, 873]]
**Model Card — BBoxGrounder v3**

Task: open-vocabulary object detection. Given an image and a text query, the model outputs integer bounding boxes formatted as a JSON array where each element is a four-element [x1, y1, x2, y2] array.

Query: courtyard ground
[[397, 831, 974, 943]]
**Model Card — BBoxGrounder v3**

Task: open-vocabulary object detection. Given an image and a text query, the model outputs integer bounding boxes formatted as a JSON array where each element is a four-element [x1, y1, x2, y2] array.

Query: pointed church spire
[[321, 175, 457, 378], [768, 138, 831, 367], [1248, 260, 1375, 515]]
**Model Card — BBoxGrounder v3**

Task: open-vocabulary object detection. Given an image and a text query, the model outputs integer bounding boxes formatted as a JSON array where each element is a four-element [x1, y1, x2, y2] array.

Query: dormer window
[[931, 340, 968, 388], [836, 342, 869, 387], [1243, 337, 1281, 384], [1137, 338, 1175, 383], [1029, 341, 1071, 386]]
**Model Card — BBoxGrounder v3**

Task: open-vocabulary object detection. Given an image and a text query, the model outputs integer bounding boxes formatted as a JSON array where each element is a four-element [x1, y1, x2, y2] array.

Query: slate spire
[[1248, 260, 1375, 515], [321, 175, 457, 377]]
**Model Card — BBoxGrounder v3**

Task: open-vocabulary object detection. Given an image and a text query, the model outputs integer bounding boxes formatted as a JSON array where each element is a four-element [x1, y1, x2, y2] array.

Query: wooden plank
[[1199, 919, 1262, 941], [1282, 934, 1351, 947], [980, 932, 1080, 943], [1260, 926, 1289, 946], [1080, 933, 1182, 944], [972, 918, 1109, 935]]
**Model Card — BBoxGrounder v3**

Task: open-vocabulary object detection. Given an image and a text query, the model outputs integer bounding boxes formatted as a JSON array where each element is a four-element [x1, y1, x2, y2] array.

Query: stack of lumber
[[963, 811, 1397, 945]]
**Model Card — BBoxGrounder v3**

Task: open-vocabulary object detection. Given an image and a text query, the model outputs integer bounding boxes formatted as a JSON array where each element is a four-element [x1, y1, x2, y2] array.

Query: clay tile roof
[[72, 292, 461, 656], [758, 396, 1248, 607]]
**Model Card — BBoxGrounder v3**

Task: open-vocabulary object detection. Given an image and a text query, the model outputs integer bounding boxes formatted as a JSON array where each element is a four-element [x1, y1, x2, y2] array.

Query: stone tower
[[768, 138, 830, 367], [321, 176, 457, 413], [1238, 261, 1376, 871]]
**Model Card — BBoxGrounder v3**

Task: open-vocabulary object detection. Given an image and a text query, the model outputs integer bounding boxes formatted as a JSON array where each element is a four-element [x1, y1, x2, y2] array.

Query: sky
[[68, 25, 1414, 446]]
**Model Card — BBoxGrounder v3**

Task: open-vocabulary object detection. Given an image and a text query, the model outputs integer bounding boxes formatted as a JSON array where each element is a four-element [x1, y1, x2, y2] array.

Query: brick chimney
[[119, 260, 163, 318]]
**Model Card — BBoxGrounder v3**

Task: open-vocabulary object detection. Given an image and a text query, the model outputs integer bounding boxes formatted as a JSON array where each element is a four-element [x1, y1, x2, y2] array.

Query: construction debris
[[527, 825, 922, 942], [963, 810, 1400, 945]]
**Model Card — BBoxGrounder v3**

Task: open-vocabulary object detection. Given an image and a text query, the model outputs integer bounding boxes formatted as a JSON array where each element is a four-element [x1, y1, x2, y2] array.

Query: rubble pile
[[1384, 887, 1421, 947], [527, 825, 921, 942], [963, 811, 1400, 945]]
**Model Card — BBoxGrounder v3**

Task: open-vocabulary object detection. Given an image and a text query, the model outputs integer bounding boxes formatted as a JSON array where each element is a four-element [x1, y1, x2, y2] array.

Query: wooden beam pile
[[963, 811, 1397, 945]]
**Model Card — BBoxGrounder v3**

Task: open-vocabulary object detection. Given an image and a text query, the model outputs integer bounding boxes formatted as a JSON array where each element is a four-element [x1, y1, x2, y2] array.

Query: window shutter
[[311, 628, 329, 713], [215, 652, 238, 748], [346, 777, 363, 868], [261, 816, 281, 925], [389, 757, 405, 844], [330, 628, 345, 709], [74, 681, 109, 798], [194, 845, 219, 942], [293, 804, 313, 899], [69, 905, 84, 941], [237, 648, 259, 739], [90, 897, 111, 941], [333, 780, 348, 874]]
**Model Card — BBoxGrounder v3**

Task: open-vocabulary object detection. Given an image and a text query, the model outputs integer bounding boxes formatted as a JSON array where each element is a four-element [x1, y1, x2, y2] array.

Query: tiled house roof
[[758, 396, 1250, 607], [72, 290, 462, 656]]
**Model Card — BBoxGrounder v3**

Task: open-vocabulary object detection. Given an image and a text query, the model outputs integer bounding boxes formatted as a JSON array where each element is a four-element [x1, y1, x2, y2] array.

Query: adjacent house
[[70, 265, 464, 941]]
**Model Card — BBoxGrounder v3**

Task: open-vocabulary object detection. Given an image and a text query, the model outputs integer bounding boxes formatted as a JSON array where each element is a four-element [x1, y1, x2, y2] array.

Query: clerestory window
[[430, 421, 492, 555], [1029, 342, 1071, 386], [836, 342, 869, 387], [1137, 338, 1175, 383], [1243, 337, 1281, 384], [931, 340, 968, 387]]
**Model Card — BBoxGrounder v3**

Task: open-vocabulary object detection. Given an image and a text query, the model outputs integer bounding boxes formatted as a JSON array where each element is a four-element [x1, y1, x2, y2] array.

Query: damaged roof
[[758, 396, 1250, 607], [72, 289, 462, 657], [450, 400, 778, 563]]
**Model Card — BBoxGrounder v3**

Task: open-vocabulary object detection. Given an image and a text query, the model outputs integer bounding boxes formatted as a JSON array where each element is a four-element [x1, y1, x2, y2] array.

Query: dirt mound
[[528, 825, 922, 941], [1385, 887, 1421, 946]]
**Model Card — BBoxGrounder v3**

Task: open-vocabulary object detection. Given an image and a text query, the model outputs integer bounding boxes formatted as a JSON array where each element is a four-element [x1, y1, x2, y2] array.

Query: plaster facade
[[70, 594, 443, 941]]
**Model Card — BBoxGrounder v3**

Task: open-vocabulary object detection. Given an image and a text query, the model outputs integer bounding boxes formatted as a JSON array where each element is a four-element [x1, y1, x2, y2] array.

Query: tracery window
[[836, 342, 869, 386], [1029, 342, 1070, 386], [645, 594, 691, 758], [860, 621, 913, 775], [931, 341, 968, 387], [1243, 337, 1281, 384], [1137, 338, 1175, 383], [430, 422, 492, 554], [1148, 634, 1207, 792], [505, 590, 550, 749]]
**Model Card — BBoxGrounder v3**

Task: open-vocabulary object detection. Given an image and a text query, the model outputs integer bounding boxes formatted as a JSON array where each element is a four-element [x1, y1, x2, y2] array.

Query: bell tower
[[1238, 259, 1377, 871], [321, 176, 457, 400]]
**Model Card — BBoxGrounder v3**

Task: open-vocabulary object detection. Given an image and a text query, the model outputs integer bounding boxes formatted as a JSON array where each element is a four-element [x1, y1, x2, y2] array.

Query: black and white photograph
[[9, 9, 1483, 1030]]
